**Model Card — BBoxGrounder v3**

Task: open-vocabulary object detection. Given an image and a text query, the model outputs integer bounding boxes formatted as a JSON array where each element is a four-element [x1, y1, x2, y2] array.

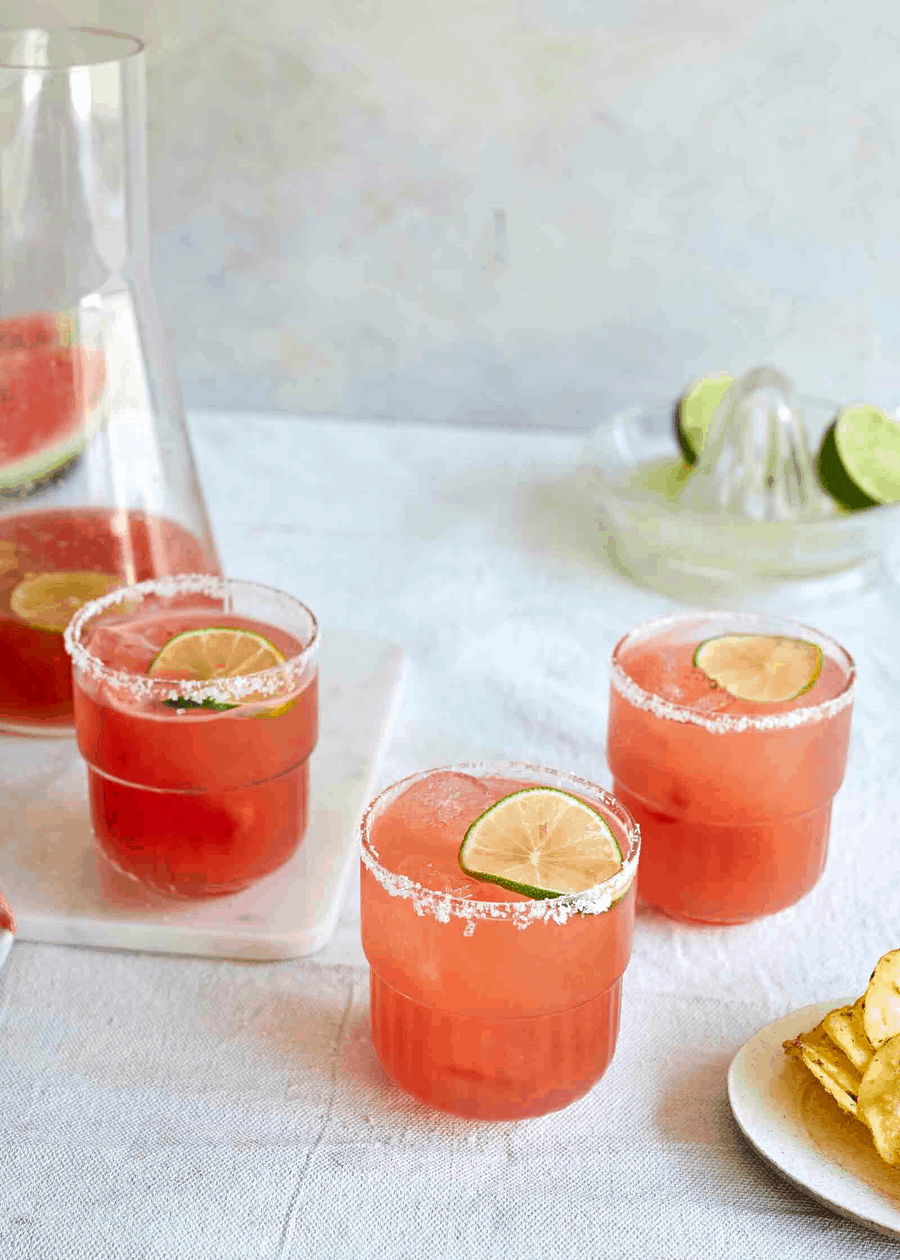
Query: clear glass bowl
[[578, 396, 900, 605]]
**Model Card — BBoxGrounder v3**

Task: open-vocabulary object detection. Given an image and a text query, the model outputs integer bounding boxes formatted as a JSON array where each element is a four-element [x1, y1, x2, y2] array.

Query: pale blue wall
[[11, 0, 900, 427]]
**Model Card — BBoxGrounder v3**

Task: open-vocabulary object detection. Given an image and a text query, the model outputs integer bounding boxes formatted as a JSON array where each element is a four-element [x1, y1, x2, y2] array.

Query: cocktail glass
[[64, 575, 318, 899], [607, 611, 855, 925], [359, 761, 640, 1120]]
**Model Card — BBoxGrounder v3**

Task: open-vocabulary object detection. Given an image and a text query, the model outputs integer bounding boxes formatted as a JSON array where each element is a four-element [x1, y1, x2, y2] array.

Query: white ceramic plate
[[729, 998, 900, 1239]]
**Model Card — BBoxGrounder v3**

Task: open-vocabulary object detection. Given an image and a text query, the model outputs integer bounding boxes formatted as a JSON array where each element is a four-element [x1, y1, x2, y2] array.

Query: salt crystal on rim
[[64, 573, 318, 705], [359, 761, 640, 932], [610, 609, 855, 735]]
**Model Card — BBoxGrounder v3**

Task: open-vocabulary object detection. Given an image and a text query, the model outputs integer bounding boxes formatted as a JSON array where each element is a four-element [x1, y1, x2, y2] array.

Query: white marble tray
[[0, 634, 404, 961]]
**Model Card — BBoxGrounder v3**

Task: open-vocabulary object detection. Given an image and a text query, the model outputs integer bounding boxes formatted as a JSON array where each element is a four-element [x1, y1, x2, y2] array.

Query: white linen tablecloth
[[2, 411, 899, 1260]]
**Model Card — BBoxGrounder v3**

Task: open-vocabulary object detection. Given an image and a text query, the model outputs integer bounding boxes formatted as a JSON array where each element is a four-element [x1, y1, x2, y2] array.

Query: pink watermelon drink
[[0, 508, 220, 734], [360, 763, 640, 1120], [607, 611, 855, 925], [65, 576, 318, 899]]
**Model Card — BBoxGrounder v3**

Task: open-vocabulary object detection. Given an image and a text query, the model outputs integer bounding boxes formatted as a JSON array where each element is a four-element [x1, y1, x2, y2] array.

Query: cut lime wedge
[[694, 634, 822, 703], [149, 626, 293, 716], [675, 372, 734, 465], [816, 404, 900, 510], [458, 787, 623, 899], [10, 570, 122, 633]]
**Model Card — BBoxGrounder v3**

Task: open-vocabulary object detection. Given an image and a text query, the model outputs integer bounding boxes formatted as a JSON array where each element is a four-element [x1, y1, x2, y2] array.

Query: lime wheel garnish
[[693, 634, 822, 703], [458, 787, 623, 899], [148, 626, 294, 716]]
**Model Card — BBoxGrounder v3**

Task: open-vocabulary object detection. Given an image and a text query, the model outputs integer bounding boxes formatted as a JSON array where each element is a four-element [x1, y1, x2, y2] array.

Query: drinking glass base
[[369, 970, 622, 1121], [94, 830, 305, 901], [645, 888, 815, 927]]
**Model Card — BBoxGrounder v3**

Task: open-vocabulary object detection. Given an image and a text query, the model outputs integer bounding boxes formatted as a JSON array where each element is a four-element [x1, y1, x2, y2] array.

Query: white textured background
[[10, 0, 900, 426]]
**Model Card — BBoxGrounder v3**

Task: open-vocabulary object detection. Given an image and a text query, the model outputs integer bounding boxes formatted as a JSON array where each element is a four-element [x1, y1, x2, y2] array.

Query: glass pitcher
[[0, 27, 221, 736]]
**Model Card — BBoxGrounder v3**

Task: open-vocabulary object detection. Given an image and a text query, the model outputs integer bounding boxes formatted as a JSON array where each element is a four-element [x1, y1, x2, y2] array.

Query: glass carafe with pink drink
[[0, 28, 220, 736]]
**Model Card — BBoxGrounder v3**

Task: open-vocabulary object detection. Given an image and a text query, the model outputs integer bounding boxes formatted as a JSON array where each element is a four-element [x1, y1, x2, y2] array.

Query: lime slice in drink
[[694, 634, 822, 703], [674, 372, 734, 464], [458, 787, 623, 899], [10, 570, 122, 632], [148, 626, 293, 716], [816, 404, 900, 511]]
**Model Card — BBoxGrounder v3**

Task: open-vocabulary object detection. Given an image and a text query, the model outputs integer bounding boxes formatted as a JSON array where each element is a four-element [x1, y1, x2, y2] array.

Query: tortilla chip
[[864, 950, 900, 1050], [858, 1034, 900, 1165], [824, 998, 873, 1074], [791, 1020, 862, 1118]]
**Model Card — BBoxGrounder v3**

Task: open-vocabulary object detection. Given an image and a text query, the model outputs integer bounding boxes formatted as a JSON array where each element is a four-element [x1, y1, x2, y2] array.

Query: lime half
[[675, 372, 734, 465], [694, 634, 822, 703], [10, 570, 122, 632], [149, 626, 293, 716], [458, 787, 623, 899], [816, 404, 900, 511]]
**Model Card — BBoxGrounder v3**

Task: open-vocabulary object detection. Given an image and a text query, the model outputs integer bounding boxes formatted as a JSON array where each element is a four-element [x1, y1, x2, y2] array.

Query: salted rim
[[64, 573, 319, 705], [359, 761, 640, 929], [610, 610, 856, 733]]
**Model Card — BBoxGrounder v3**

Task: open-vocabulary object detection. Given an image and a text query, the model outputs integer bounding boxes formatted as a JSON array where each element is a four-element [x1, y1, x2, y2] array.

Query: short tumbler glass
[[359, 761, 640, 1121], [65, 574, 318, 898], [606, 610, 855, 925]]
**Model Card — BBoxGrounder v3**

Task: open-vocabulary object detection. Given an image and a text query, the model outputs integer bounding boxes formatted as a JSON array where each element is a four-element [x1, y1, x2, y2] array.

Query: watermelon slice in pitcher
[[0, 311, 107, 493]]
